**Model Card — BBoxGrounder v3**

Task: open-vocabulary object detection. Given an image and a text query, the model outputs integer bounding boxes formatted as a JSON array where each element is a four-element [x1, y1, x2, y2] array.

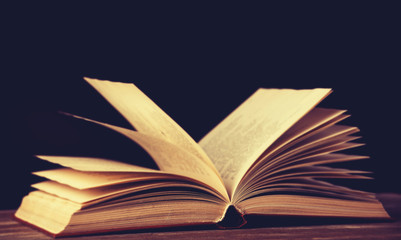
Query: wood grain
[[1, 193, 400, 240]]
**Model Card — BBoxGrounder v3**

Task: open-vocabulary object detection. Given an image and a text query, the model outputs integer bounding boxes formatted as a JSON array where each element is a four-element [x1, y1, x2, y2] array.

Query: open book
[[15, 78, 390, 237]]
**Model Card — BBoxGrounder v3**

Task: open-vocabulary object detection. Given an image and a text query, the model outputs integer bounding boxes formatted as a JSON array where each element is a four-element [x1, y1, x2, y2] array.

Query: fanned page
[[199, 88, 331, 198], [46, 114, 229, 201], [84, 77, 217, 174], [32, 168, 223, 201], [79, 78, 228, 200]]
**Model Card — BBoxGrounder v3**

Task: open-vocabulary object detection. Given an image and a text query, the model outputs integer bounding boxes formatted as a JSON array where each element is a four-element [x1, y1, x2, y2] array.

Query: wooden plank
[[1, 193, 400, 240]]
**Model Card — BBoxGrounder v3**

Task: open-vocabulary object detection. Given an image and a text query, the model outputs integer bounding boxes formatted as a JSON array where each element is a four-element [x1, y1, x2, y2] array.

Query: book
[[15, 78, 390, 237]]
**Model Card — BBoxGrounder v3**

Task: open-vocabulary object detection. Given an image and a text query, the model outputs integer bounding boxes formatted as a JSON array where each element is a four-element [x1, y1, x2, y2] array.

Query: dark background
[[2, 2, 400, 210]]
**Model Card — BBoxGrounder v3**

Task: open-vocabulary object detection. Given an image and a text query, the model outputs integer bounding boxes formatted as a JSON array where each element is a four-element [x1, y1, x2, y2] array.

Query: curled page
[[84, 77, 218, 174], [199, 88, 332, 198], [59, 113, 229, 202]]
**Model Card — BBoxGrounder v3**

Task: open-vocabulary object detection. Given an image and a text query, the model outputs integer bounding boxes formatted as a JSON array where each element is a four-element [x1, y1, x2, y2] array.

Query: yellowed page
[[58, 113, 229, 201], [244, 108, 348, 176], [265, 153, 369, 178], [15, 191, 82, 235], [34, 168, 174, 189], [284, 125, 360, 154], [84, 77, 217, 173], [199, 88, 331, 198], [36, 155, 159, 173], [237, 194, 390, 219], [32, 181, 171, 204], [32, 180, 218, 204], [263, 108, 347, 155]]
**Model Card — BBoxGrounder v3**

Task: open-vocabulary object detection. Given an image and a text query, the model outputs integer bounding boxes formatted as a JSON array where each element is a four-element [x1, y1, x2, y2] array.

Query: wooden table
[[1, 193, 401, 239]]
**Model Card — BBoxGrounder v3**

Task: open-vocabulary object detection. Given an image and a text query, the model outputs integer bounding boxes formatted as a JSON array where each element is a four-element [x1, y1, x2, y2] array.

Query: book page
[[84, 78, 217, 173], [36, 155, 159, 173], [240, 109, 355, 184], [199, 88, 331, 198], [32, 180, 219, 204], [33, 168, 171, 189], [237, 194, 390, 219], [15, 190, 227, 236], [259, 108, 347, 160], [60, 113, 229, 201]]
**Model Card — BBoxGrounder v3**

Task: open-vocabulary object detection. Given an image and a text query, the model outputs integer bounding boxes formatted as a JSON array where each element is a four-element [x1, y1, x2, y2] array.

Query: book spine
[[216, 205, 247, 229]]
